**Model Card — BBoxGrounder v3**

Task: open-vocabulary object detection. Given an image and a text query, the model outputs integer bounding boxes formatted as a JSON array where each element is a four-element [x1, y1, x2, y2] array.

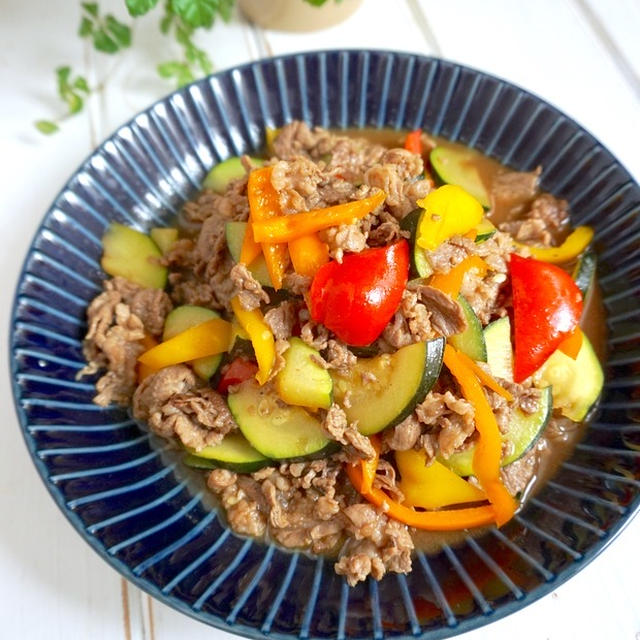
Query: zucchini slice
[[475, 218, 497, 243], [203, 156, 264, 193], [443, 386, 553, 476], [101, 222, 167, 289], [484, 316, 514, 381], [183, 432, 271, 473], [150, 227, 178, 255], [228, 381, 334, 460], [449, 296, 487, 362], [332, 338, 445, 436], [400, 208, 434, 279], [275, 338, 333, 409], [225, 221, 273, 288], [572, 247, 597, 298], [430, 147, 491, 208], [533, 332, 603, 422], [163, 305, 223, 380]]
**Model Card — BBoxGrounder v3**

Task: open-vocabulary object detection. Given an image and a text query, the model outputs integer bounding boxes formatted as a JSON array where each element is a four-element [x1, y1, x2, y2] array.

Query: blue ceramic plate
[[10, 51, 640, 639]]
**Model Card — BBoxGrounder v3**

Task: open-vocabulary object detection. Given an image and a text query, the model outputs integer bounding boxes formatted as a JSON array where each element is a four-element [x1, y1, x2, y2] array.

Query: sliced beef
[[322, 404, 376, 460], [325, 339, 357, 374], [320, 223, 368, 262], [132, 365, 236, 450], [230, 263, 270, 311], [490, 168, 540, 219], [410, 283, 468, 336], [383, 413, 421, 451], [81, 277, 165, 406], [335, 503, 413, 586], [416, 391, 476, 458], [264, 300, 298, 340]]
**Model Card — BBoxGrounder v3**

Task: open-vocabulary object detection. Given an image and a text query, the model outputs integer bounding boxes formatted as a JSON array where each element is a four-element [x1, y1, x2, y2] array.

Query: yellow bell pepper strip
[[288, 233, 330, 278], [265, 127, 281, 154], [360, 434, 381, 493], [416, 185, 484, 251], [239, 221, 262, 266], [247, 166, 288, 290], [516, 226, 594, 264], [230, 296, 275, 385], [396, 449, 487, 509], [346, 462, 497, 531], [443, 344, 517, 526], [251, 190, 386, 244], [138, 318, 232, 372], [453, 349, 514, 402], [137, 333, 159, 382], [558, 326, 583, 360], [429, 255, 490, 298]]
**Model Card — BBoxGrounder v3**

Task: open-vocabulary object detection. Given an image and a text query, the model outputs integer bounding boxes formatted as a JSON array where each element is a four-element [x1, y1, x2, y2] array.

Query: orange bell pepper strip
[[557, 326, 583, 360], [346, 463, 496, 531], [247, 167, 288, 290], [250, 190, 386, 244], [239, 223, 262, 266], [429, 255, 490, 298], [404, 129, 422, 154], [230, 296, 275, 385], [453, 349, 513, 402], [443, 344, 517, 526], [138, 318, 231, 372], [516, 226, 594, 264], [288, 233, 330, 278], [137, 333, 159, 382]]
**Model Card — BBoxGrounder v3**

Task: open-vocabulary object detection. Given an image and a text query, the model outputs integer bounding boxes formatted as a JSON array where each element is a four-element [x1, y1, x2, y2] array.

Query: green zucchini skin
[[203, 156, 264, 193], [400, 208, 434, 279], [183, 432, 271, 473], [275, 338, 333, 409], [449, 296, 487, 362], [225, 221, 273, 288], [484, 316, 514, 381], [572, 248, 597, 299], [332, 338, 445, 436], [228, 382, 335, 460], [442, 386, 553, 476], [534, 333, 603, 422], [429, 146, 491, 208]]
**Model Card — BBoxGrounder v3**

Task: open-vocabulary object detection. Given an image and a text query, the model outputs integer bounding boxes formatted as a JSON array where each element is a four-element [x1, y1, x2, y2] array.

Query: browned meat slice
[[132, 364, 236, 450], [383, 414, 421, 451], [230, 263, 270, 311], [426, 235, 474, 273], [325, 339, 356, 374], [81, 276, 173, 406], [500, 445, 539, 497], [491, 168, 540, 219], [264, 300, 298, 340], [322, 404, 376, 460], [320, 223, 368, 262], [409, 283, 468, 337], [335, 503, 413, 585], [207, 469, 268, 537], [416, 391, 475, 458]]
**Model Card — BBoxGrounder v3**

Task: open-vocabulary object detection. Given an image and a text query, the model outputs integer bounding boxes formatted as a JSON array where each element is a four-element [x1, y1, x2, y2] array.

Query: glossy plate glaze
[[10, 51, 640, 639]]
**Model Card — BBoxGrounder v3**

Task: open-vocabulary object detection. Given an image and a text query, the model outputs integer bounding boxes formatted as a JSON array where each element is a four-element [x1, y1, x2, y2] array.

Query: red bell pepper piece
[[217, 357, 259, 394], [404, 129, 422, 155], [309, 240, 409, 346], [510, 253, 583, 382]]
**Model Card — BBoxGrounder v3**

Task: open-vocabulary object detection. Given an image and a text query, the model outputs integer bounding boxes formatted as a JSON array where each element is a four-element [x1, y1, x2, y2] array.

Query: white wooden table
[[1, 1, 639, 638]]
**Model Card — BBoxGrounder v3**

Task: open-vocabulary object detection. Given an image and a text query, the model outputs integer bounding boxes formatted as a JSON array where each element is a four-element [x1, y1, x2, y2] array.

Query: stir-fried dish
[[81, 122, 604, 585]]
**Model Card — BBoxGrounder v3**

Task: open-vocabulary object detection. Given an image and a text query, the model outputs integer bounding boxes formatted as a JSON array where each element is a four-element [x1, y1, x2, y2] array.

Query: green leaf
[[125, 0, 159, 16], [74, 76, 90, 93], [35, 120, 60, 135], [93, 29, 119, 53], [160, 13, 173, 33], [56, 66, 71, 89], [106, 15, 132, 47], [78, 16, 93, 37], [218, 0, 234, 21], [171, 0, 218, 29], [157, 60, 194, 86], [81, 2, 99, 16], [66, 92, 84, 114]]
